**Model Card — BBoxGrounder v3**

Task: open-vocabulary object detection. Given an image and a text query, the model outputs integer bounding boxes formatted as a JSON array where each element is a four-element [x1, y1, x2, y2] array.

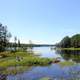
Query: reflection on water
[[33, 47, 61, 58], [7, 64, 80, 80], [56, 50, 80, 63], [0, 47, 80, 80]]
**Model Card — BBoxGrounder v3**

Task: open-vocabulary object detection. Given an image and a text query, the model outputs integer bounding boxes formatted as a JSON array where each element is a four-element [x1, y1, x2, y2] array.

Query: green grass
[[0, 51, 76, 68], [0, 51, 53, 67], [39, 77, 51, 80], [0, 51, 33, 57], [0, 57, 53, 67], [59, 61, 75, 67]]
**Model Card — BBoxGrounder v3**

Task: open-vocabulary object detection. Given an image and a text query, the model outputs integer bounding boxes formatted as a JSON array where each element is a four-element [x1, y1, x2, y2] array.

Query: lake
[[0, 47, 80, 80]]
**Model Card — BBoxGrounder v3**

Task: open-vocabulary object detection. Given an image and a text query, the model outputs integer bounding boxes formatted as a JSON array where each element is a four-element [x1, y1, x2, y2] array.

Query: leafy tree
[[60, 36, 71, 48], [71, 34, 80, 48], [59, 34, 80, 48], [0, 23, 11, 52]]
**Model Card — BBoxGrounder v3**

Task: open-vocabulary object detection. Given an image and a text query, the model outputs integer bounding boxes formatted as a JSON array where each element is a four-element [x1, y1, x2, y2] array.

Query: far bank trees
[[58, 34, 80, 48]]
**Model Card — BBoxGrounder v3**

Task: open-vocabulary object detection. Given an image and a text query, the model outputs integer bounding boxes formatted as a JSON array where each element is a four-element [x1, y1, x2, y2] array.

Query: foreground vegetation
[[0, 51, 53, 67], [59, 61, 75, 67], [0, 51, 77, 68]]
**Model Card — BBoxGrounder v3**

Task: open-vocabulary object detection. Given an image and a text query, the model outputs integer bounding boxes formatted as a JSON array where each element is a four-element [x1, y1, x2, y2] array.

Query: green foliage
[[60, 36, 70, 48], [59, 61, 75, 67], [71, 34, 80, 48], [59, 34, 80, 48], [39, 77, 51, 80], [0, 51, 53, 67], [0, 23, 11, 52]]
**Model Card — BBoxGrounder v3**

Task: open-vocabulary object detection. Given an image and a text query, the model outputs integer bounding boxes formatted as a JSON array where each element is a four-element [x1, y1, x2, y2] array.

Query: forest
[[57, 34, 80, 48]]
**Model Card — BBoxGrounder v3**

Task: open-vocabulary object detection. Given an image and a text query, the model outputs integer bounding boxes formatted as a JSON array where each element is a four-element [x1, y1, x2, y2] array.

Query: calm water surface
[[33, 47, 61, 58], [1, 47, 80, 80]]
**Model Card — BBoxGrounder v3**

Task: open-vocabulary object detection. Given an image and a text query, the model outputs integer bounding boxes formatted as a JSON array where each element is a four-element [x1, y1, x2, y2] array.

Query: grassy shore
[[55, 47, 80, 50], [59, 61, 75, 67], [0, 51, 77, 68], [0, 51, 53, 67]]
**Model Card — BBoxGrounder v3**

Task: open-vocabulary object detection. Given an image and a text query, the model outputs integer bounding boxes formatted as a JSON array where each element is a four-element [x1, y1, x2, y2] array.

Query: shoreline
[[55, 48, 80, 50]]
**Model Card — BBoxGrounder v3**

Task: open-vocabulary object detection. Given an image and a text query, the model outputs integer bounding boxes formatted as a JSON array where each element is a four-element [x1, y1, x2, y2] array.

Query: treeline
[[57, 34, 80, 48], [0, 23, 11, 52], [0, 23, 33, 52], [0, 23, 25, 52]]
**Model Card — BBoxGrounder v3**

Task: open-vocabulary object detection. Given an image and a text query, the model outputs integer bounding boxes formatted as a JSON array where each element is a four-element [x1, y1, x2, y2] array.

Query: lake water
[[1, 47, 80, 80], [33, 47, 61, 58]]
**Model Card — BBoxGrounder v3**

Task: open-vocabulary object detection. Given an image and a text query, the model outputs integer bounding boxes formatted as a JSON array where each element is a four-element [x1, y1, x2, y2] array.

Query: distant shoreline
[[55, 48, 80, 50]]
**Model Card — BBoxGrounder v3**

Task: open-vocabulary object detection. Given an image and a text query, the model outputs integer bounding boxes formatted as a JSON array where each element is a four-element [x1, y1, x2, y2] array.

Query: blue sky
[[0, 0, 80, 44]]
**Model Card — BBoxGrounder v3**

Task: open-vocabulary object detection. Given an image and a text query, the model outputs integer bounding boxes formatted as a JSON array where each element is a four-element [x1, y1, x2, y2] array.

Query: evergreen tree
[[0, 23, 11, 52]]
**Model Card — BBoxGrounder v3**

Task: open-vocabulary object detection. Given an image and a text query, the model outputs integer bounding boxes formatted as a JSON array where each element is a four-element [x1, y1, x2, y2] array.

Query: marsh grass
[[39, 77, 51, 80], [0, 51, 53, 67], [59, 61, 75, 67]]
